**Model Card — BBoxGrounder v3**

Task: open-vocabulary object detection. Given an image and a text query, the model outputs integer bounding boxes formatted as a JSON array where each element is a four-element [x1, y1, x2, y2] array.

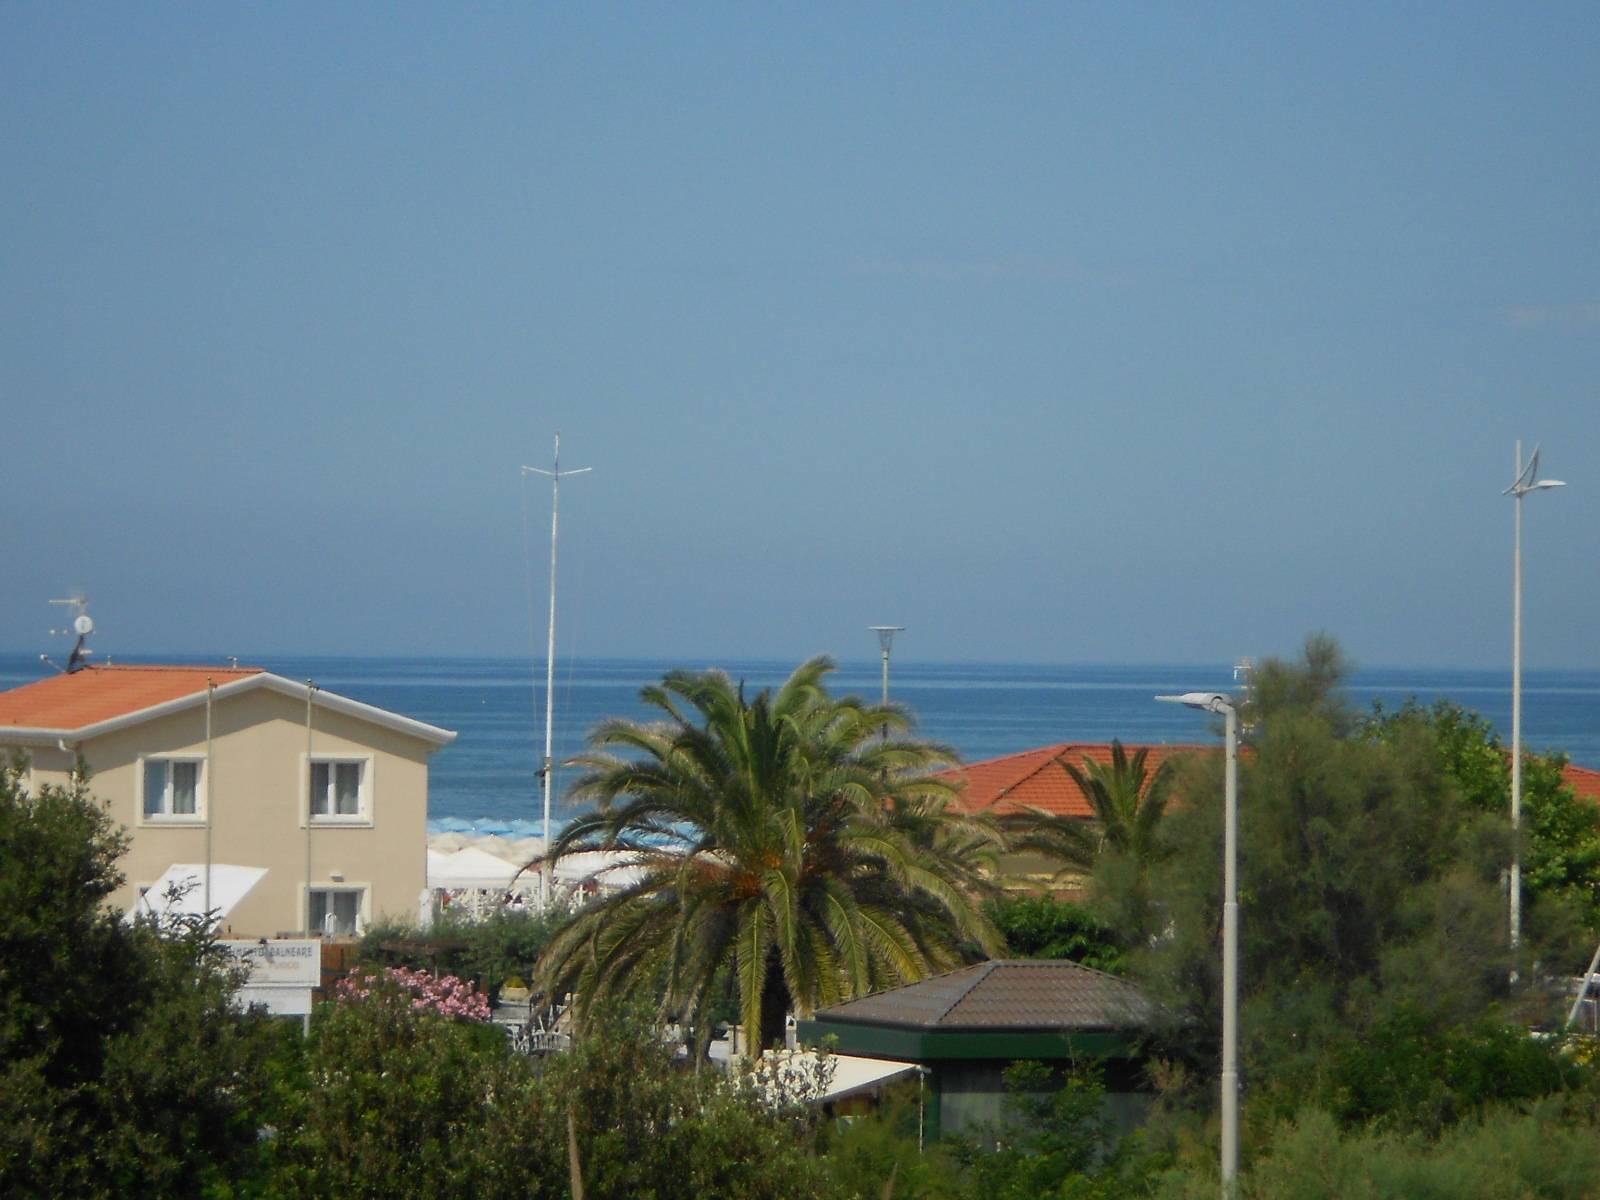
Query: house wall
[[935, 1060, 1150, 1141], [10, 688, 434, 937]]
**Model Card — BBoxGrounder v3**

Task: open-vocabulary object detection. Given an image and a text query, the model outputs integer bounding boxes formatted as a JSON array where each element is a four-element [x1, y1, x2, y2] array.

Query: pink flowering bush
[[336, 965, 491, 1022]]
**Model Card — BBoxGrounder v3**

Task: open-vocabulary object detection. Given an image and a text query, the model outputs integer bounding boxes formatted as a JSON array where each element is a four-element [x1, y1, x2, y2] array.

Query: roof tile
[[940, 742, 1209, 818], [816, 960, 1150, 1031], [0, 665, 263, 731], [1562, 763, 1600, 805]]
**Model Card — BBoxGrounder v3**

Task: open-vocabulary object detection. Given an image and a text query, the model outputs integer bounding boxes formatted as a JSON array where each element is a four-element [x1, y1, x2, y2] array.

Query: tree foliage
[[266, 995, 839, 1200], [0, 758, 277, 1199], [266, 968, 535, 1199], [357, 905, 567, 999], [1150, 1102, 1600, 1200], [1367, 696, 1600, 946], [989, 893, 1125, 973], [1103, 636, 1560, 1128], [537, 656, 1005, 1048]]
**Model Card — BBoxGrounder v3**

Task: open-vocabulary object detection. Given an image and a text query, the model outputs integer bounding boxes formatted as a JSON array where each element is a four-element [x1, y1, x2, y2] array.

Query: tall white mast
[[521, 435, 591, 907], [1502, 440, 1564, 971]]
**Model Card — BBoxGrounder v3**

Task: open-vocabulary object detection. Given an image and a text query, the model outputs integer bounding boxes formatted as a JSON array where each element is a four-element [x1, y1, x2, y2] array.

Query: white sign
[[221, 938, 321, 986]]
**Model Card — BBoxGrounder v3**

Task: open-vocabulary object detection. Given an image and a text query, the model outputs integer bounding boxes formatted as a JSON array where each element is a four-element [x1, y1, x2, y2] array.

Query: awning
[[130, 863, 267, 921], [427, 846, 527, 890], [720, 1048, 917, 1103], [553, 850, 647, 890]]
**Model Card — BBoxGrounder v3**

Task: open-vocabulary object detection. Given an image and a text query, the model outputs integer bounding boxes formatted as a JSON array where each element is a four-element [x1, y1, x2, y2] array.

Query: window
[[309, 888, 364, 936], [309, 759, 366, 820], [143, 758, 203, 819]]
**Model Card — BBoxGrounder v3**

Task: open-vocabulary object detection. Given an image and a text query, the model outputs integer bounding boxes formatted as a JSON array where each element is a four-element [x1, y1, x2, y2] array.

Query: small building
[[798, 959, 1153, 1139], [0, 664, 455, 937]]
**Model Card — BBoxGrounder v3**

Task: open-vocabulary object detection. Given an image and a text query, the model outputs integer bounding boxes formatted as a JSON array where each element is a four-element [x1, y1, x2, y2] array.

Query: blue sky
[[3, 4, 1596, 668]]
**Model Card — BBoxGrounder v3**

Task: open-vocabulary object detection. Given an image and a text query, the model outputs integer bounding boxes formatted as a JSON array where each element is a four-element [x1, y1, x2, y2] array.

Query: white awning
[[817, 1053, 920, 1102], [130, 864, 267, 921], [715, 1048, 918, 1103], [427, 846, 528, 891], [553, 850, 647, 890]]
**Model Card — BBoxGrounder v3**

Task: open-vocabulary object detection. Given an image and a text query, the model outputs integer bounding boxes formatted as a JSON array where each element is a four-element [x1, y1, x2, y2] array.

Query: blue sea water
[[4, 654, 1600, 834]]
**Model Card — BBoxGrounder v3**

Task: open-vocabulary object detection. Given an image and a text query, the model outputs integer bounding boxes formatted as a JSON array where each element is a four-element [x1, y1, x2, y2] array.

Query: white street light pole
[[1503, 441, 1564, 968], [1157, 690, 1239, 1197], [869, 626, 904, 740], [522, 435, 591, 909]]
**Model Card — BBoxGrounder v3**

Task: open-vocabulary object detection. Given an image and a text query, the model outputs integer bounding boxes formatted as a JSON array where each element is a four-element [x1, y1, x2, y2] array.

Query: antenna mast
[[48, 596, 95, 673], [521, 435, 591, 908]]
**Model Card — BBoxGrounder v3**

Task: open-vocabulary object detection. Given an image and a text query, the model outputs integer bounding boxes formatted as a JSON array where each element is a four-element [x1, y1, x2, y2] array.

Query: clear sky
[[3, 4, 1596, 668]]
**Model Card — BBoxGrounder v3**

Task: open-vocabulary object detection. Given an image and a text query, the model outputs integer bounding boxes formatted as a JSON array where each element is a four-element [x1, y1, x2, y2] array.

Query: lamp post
[[1157, 689, 1239, 1197], [869, 626, 904, 740], [522, 435, 592, 909], [1503, 442, 1564, 969]]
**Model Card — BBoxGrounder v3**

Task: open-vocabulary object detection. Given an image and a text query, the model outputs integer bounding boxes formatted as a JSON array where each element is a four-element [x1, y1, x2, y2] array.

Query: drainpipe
[[204, 680, 214, 920], [304, 683, 316, 935], [56, 739, 81, 781]]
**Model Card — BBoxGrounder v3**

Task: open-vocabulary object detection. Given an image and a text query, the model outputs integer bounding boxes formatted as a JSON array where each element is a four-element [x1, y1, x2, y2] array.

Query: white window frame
[[307, 885, 368, 937], [138, 756, 207, 825], [303, 755, 374, 826]]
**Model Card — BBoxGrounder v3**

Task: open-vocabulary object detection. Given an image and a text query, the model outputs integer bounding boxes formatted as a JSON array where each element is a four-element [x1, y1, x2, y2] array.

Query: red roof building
[[940, 742, 1211, 819], [0, 664, 455, 939], [1561, 763, 1600, 805], [940, 741, 1600, 820]]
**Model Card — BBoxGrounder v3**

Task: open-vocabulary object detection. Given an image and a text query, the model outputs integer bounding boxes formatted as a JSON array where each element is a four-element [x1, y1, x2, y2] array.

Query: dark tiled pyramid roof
[[816, 960, 1150, 1032]]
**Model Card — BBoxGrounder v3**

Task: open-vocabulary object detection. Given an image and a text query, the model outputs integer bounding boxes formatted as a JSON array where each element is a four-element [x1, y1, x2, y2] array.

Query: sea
[[6, 654, 1600, 837]]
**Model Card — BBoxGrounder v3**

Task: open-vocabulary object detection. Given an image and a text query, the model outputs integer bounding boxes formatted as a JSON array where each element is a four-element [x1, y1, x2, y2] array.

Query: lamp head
[[1504, 445, 1568, 497], [1156, 691, 1235, 715]]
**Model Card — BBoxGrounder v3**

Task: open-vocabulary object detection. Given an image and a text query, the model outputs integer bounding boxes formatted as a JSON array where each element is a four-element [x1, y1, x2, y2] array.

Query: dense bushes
[[265, 995, 837, 1199], [0, 761, 279, 1199], [1150, 1103, 1600, 1200], [989, 893, 1125, 972], [356, 906, 566, 1000]]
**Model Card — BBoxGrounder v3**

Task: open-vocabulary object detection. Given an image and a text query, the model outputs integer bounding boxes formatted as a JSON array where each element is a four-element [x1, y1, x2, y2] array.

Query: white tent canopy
[[129, 863, 267, 922], [427, 846, 530, 891], [553, 850, 646, 889]]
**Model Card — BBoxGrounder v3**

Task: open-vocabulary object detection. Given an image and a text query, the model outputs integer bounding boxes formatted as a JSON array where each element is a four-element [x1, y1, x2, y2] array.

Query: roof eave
[[0, 727, 76, 747], [5, 672, 457, 749], [253, 674, 458, 748], [814, 1013, 1144, 1035]]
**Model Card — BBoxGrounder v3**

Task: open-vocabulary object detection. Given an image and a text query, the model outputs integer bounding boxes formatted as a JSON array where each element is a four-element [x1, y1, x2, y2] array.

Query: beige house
[[0, 664, 455, 937]]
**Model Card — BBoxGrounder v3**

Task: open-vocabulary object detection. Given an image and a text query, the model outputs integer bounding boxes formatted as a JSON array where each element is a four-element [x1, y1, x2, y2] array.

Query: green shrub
[[1151, 1102, 1600, 1200], [357, 906, 567, 1000], [1259, 1005, 1580, 1134], [989, 894, 1125, 973]]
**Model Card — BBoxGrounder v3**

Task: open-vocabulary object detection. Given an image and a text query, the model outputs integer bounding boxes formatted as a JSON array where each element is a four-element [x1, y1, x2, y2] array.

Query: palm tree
[[1003, 739, 1176, 881], [534, 656, 1005, 1051]]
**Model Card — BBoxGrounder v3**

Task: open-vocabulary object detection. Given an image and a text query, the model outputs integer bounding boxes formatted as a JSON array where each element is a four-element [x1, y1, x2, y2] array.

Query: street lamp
[[1157, 689, 1240, 1197], [1503, 441, 1564, 968], [869, 626, 904, 740]]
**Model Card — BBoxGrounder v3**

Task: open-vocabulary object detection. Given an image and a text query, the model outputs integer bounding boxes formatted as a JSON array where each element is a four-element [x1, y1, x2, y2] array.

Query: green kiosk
[[797, 959, 1152, 1139]]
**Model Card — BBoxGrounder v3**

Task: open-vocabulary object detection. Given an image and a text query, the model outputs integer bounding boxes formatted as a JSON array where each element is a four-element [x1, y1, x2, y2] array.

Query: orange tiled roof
[[940, 742, 1211, 819], [945, 744, 1600, 817], [0, 665, 263, 732], [1562, 764, 1600, 805]]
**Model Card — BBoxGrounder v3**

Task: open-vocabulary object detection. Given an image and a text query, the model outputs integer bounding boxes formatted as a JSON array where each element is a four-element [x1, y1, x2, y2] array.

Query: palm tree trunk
[[759, 954, 790, 1052]]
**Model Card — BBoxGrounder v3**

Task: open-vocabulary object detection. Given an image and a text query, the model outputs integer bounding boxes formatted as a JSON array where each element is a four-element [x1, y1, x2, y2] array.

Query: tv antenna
[[45, 596, 96, 673], [521, 434, 591, 908]]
